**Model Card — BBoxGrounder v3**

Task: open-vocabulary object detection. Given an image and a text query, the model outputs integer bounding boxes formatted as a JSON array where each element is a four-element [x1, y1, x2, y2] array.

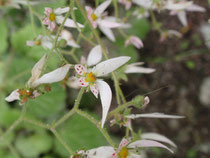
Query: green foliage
[[55, 114, 108, 157], [0, 18, 8, 54], [27, 84, 66, 120], [15, 131, 53, 158], [185, 60, 195, 69], [187, 149, 197, 158]]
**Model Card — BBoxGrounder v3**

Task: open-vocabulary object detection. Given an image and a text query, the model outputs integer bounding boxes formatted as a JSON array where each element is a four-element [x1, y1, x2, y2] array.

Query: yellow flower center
[[91, 13, 98, 21], [35, 40, 41, 45], [85, 72, 96, 83], [118, 147, 129, 158], [49, 13, 56, 21]]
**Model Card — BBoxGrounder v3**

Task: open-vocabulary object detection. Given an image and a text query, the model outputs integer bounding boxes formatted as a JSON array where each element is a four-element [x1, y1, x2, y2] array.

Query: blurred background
[[0, 0, 209, 158]]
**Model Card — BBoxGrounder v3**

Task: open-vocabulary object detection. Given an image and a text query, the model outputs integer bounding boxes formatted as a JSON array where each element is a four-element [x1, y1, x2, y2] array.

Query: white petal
[[93, 56, 131, 77], [186, 4, 206, 12], [54, 7, 69, 15], [141, 133, 177, 148], [28, 54, 47, 86], [42, 36, 53, 50], [5, 89, 20, 102], [125, 65, 155, 74], [98, 25, 115, 42], [126, 113, 185, 119], [165, 1, 192, 10], [177, 11, 187, 26], [74, 64, 87, 75], [128, 153, 142, 158], [95, 0, 112, 15], [90, 84, 99, 98], [132, 0, 153, 9], [128, 139, 174, 153], [98, 19, 122, 28], [96, 80, 112, 128], [86, 146, 115, 158], [78, 77, 89, 87], [32, 64, 71, 87], [67, 77, 81, 89], [60, 30, 80, 48], [56, 16, 84, 28], [87, 45, 103, 66]]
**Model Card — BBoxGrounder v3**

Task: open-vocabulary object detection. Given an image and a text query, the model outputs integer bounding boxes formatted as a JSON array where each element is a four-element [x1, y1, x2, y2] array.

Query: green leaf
[[15, 132, 53, 158], [0, 18, 8, 54], [55, 113, 108, 157], [27, 84, 66, 119]]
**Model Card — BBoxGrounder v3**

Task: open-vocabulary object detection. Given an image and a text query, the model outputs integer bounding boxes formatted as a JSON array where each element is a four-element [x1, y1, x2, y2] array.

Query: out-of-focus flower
[[86, 0, 130, 41], [5, 54, 71, 103], [60, 29, 80, 48], [125, 36, 144, 49], [165, 0, 206, 26], [74, 45, 130, 127], [43, 7, 84, 31], [0, 0, 39, 9], [26, 33, 79, 49], [132, 9, 149, 19], [119, 0, 132, 10], [124, 62, 155, 74], [160, 29, 182, 42]]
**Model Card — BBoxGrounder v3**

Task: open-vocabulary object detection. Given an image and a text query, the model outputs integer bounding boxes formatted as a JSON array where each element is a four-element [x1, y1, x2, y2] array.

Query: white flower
[[5, 54, 71, 103], [75, 136, 175, 158], [124, 62, 155, 74], [132, 9, 150, 19], [43, 7, 84, 31], [86, 0, 130, 41], [74, 45, 130, 127], [165, 0, 206, 26], [27, 33, 79, 50]]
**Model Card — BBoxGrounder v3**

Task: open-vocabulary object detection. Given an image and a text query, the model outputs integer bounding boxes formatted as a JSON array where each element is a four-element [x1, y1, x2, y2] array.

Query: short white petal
[[93, 56, 131, 77], [132, 0, 153, 9], [177, 11, 187, 26], [28, 54, 47, 86], [56, 16, 84, 28], [86, 146, 115, 158], [141, 133, 177, 148], [5, 89, 20, 102], [54, 7, 69, 15], [96, 80, 112, 128], [126, 113, 185, 119], [128, 139, 174, 153], [32, 64, 71, 87], [98, 25, 115, 42], [87, 45, 103, 66], [95, 0, 112, 15]]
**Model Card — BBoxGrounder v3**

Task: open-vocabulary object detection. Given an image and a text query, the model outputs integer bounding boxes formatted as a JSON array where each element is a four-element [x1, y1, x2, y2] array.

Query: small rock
[[199, 77, 210, 107]]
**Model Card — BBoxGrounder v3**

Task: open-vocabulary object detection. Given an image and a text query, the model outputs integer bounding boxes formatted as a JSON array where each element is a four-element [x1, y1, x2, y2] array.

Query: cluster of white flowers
[[4, 0, 206, 157]]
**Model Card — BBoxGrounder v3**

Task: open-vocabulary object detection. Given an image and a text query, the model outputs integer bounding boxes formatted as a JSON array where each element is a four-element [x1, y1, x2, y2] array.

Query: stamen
[[49, 13, 56, 21], [91, 13, 98, 21]]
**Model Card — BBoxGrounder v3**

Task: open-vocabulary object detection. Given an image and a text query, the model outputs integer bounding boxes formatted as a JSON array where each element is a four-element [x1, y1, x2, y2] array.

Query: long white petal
[[93, 56, 131, 77], [98, 25, 115, 42], [186, 4, 206, 12], [126, 113, 185, 119], [141, 133, 177, 148], [128, 139, 174, 153], [98, 19, 122, 28], [87, 45, 103, 66], [28, 54, 47, 86], [5, 89, 20, 102], [56, 16, 84, 28], [32, 64, 71, 87], [95, 0, 112, 15], [165, 1, 192, 10], [96, 80, 112, 128], [125, 66, 155, 74], [177, 11, 187, 26], [86, 146, 115, 158]]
